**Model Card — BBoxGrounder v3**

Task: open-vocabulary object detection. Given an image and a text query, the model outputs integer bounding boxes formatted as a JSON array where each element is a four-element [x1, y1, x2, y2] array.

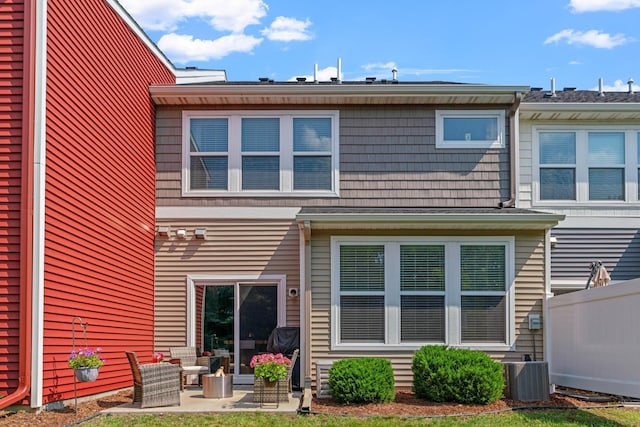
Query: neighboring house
[[151, 81, 563, 388], [519, 85, 640, 294], [0, 0, 223, 410]]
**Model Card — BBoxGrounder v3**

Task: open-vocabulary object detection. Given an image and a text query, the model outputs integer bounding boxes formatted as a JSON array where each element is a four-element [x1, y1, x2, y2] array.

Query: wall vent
[[503, 362, 550, 401]]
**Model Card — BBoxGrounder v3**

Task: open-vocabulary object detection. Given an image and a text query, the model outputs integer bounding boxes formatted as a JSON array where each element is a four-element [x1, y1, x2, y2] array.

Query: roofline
[[296, 212, 565, 230], [521, 102, 640, 112], [149, 83, 530, 101], [105, 0, 175, 72]]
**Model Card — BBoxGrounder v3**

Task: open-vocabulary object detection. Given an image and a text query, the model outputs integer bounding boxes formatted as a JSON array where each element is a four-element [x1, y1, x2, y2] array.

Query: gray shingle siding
[[156, 105, 511, 208]]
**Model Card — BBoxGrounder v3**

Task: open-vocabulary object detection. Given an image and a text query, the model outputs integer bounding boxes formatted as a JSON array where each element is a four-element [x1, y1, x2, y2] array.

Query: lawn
[[85, 407, 640, 426]]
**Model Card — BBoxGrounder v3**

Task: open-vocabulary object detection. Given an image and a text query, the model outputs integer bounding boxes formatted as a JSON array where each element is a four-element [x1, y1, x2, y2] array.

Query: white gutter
[[296, 212, 565, 226], [31, 0, 48, 408]]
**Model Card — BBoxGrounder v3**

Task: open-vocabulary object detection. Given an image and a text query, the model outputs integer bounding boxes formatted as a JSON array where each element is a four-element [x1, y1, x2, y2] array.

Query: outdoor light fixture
[[157, 226, 170, 237], [550, 236, 558, 247], [176, 229, 187, 239], [194, 228, 206, 239]]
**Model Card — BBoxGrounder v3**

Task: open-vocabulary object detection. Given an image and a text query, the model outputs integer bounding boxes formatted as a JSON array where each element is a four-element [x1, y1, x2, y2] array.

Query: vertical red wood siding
[[44, 0, 173, 402], [0, 0, 25, 395]]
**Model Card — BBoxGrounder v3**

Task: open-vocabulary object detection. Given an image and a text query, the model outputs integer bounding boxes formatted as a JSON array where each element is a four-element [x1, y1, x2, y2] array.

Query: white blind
[[241, 156, 279, 190], [190, 157, 227, 190], [190, 118, 228, 152], [539, 132, 575, 164], [340, 295, 385, 342], [340, 246, 385, 291], [589, 168, 624, 200], [460, 245, 505, 291], [293, 118, 331, 151], [400, 296, 444, 342], [540, 168, 576, 200], [400, 245, 445, 291], [588, 132, 625, 164], [241, 118, 280, 152], [293, 156, 331, 190], [461, 296, 506, 343]]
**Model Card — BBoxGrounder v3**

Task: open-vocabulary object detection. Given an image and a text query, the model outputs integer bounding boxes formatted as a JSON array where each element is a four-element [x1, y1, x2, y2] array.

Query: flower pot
[[74, 367, 99, 382]]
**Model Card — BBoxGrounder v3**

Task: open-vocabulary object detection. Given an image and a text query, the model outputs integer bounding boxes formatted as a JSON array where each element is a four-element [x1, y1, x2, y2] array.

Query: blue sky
[[119, 0, 640, 91]]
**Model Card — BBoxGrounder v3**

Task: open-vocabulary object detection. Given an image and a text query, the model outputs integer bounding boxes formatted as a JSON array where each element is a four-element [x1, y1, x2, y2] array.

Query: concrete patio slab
[[102, 385, 301, 414]]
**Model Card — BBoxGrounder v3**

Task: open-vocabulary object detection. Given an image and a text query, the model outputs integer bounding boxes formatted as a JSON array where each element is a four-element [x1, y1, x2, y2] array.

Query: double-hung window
[[534, 127, 640, 204], [183, 111, 339, 196], [331, 237, 515, 351]]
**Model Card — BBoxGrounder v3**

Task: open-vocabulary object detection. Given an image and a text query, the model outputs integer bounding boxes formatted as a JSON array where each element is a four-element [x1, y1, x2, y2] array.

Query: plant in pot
[[68, 347, 105, 382], [250, 353, 291, 383]]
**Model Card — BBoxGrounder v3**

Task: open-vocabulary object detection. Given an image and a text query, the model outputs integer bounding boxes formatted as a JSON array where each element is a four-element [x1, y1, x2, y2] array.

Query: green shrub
[[328, 357, 395, 404], [412, 345, 504, 404]]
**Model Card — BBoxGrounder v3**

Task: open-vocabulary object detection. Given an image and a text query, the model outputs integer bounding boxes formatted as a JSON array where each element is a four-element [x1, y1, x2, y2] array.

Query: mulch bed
[[310, 388, 625, 418], [0, 387, 630, 426]]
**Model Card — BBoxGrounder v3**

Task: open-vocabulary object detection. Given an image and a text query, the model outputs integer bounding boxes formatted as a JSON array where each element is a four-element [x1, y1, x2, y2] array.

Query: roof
[[521, 88, 640, 121], [149, 81, 529, 106], [296, 207, 564, 231]]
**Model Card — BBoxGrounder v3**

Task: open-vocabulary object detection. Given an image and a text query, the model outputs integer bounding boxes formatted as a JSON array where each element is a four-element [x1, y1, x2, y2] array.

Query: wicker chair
[[125, 352, 181, 408], [169, 346, 210, 386]]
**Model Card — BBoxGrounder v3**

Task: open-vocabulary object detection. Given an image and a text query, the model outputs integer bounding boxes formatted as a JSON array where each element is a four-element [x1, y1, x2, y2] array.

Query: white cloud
[[362, 62, 397, 72], [262, 17, 312, 41], [158, 33, 263, 63], [119, 0, 268, 33], [570, 0, 640, 12], [568, 60, 583, 65], [591, 78, 640, 91], [544, 29, 632, 48]]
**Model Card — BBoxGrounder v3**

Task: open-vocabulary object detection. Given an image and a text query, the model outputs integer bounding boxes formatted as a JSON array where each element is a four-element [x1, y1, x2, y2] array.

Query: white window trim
[[532, 126, 640, 207], [436, 110, 505, 149], [182, 110, 340, 197], [330, 236, 516, 352]]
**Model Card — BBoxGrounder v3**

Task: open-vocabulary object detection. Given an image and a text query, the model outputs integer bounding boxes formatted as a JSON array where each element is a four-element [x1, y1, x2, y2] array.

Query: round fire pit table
[[202, 374, 233, 399]]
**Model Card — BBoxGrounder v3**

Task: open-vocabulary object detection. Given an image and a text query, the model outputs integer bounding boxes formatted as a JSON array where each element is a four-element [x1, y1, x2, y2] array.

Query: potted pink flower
[[249, 353, 291, 382]]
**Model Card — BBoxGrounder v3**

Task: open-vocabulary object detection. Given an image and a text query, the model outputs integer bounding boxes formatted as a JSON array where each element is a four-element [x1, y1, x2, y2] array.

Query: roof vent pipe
[[337, 57, 342, 84], [628, 77, 635, 94], [550, 77, 556, 97], [392, 67, 398, 81], [314, 64, 318, 84], [598, 78, 605, 96]]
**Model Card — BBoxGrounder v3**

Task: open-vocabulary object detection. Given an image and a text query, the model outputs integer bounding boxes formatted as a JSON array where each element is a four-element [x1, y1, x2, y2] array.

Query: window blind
[[293, 156, 331, 190], [400, 245, 445, 291], [461, 296, 506, 342], [539, 132, 576, 164], [293, 118, 331, 151], [340, 246, 384, 291], [460, 245, 505, 291], [190, 157, 228, 190], [400, 295, 445, 342], [241, 156, 279, 190], [241, 118, 280, 152], [190, 118, 228, 152], [589, 168, 624, 200], [340, 295, 385, 342]]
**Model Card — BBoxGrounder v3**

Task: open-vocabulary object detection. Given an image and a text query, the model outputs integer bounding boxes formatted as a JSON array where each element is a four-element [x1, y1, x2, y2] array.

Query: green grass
[[84, 407, 640, 426]]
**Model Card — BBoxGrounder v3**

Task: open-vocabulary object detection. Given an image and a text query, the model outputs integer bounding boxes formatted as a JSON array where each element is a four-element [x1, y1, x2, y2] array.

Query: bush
[[328, 357, 395, 404], [412, 345, 504, 404]]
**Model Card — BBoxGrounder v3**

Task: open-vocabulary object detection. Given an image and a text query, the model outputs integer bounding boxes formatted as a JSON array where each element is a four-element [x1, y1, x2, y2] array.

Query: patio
[[101, 385, 302, 414]]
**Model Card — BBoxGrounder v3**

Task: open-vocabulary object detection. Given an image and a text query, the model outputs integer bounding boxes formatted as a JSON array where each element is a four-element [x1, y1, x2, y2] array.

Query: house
[[151, 80, 563, 388], [519, 82, 640, 294], [0, 0, 224, 410]]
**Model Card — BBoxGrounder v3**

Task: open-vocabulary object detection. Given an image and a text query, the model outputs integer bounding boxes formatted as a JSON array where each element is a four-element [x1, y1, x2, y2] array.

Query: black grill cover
[[267, 327, 300, 354]]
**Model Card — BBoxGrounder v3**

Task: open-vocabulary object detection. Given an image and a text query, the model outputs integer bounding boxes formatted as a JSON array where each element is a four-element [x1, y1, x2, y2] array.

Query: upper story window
[[436, 110, 505, 149], [183, 111, 340, 197], [534, 127, 640, 205], [331, 236, 515, 351]]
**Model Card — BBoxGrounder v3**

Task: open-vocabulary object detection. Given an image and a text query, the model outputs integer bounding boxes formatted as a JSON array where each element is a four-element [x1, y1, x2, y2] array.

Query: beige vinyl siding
[[154, 219, 300, 352], [157, 106, 510, 208], [309, 230, 546, 388]]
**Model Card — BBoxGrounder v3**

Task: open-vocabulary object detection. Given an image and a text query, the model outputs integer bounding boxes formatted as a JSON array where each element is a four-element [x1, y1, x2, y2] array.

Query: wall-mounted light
[[157, 226, 170, 237], [194, 228, 206, 239], [550, 235, 558, 247], [176, 229, 187, 239]]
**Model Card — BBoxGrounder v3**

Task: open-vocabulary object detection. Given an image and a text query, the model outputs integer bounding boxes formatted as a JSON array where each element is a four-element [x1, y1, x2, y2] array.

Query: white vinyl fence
[[548, 278, 640, 399]]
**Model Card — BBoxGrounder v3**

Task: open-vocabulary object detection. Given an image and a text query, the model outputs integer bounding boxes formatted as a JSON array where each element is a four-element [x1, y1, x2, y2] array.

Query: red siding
[[44, 0, 173, 402], [0, 0, 25, 395]]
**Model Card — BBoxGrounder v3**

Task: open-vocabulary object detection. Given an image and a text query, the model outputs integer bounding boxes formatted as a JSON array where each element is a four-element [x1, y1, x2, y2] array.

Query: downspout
[[0, 0, 41, 409], [297, 220, 311, 388], [498, 92, 523, 209]]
